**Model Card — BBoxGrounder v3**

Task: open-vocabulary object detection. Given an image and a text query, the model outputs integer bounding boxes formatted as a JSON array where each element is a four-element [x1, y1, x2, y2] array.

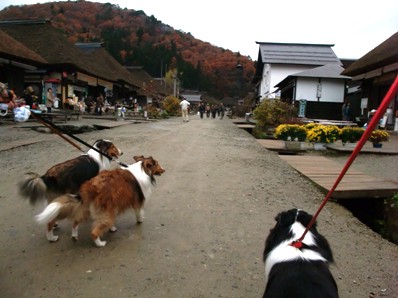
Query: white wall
[[295, 77, 345, 103], [259, 64, 314, 100]]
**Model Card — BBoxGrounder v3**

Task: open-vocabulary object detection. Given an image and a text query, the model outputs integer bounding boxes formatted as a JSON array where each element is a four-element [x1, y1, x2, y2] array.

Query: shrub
[[160, 110, 169, 119], [147, 105, 160, 118], [306, 124, 340, 143], [368, 129, 389, 143], [162, 96, 180, 115], [253, 99, 297, 130], [274, 124, 307, 141], [340, 127, 365, 143]]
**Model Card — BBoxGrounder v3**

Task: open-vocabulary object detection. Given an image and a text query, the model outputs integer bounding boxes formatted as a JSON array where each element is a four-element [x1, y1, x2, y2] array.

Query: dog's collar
[[290, 240, 303, 249]]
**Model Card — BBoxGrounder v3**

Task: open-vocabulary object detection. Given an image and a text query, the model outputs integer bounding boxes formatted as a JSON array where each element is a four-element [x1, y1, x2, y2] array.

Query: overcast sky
[[1, 0, 397, 60]]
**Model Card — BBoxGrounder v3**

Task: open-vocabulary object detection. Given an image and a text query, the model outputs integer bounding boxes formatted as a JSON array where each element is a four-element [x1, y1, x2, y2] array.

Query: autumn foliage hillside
[[0, 1, 256, 98]]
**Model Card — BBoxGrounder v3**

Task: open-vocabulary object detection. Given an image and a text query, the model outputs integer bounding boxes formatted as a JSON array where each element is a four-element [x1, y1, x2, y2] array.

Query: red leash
[[291, 75, 398, 248]]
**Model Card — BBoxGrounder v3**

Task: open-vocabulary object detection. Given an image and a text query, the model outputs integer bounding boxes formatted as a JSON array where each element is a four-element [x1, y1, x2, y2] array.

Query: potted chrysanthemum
[[340, 127, 365, 146], [274, 124, 307, 149], [306, 124, 340, 150], [368, 129, 389, 148]]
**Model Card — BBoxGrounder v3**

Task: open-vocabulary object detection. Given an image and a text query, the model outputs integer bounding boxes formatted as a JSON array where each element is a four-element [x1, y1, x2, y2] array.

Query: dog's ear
[[276, 209, 297, 227], [134, 155, 145, 162], [296, 210, 315, 228]]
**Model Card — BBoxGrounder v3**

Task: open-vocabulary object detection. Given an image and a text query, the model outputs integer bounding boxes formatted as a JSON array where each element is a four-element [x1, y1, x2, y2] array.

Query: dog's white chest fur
[[125, 161, 153, 200], [265, 222, 327, 283]]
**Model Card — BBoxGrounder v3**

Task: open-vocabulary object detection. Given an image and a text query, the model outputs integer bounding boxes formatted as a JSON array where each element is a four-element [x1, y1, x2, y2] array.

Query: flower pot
[[284, 141, 301, 150], [372, 143, 383, 148], [313, 142, 327, 150]]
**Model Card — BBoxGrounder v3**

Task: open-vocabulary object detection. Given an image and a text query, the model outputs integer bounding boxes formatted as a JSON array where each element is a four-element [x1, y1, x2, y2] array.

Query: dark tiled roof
[[291, 64, 350, 79], [0, 29, 47, 64], [256, 42, 341, 66], [341, 31, 398, 76]]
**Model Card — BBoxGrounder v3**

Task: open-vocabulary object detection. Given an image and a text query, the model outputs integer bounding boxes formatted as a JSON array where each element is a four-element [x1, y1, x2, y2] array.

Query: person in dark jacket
[[24, 86, 36, 108], [198, 102, 205, 119]]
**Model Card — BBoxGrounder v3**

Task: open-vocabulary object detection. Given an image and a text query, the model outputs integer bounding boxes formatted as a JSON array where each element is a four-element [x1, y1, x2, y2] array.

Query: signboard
[[298, 99, 307, 117]]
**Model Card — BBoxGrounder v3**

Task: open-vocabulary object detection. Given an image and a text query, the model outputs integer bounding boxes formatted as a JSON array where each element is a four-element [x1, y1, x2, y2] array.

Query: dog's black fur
[[262, 209, 339, 298]]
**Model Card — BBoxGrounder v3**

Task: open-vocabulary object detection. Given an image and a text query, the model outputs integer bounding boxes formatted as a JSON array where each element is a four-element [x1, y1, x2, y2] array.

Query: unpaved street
[[0, 116, 397, 297]]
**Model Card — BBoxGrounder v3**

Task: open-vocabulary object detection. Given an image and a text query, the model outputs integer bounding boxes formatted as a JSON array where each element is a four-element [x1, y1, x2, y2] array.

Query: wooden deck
[[279, 155, 398, 199]]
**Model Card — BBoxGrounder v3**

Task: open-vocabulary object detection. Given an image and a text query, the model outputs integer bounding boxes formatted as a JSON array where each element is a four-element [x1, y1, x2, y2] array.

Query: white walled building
[[252, 42, 342, 101]]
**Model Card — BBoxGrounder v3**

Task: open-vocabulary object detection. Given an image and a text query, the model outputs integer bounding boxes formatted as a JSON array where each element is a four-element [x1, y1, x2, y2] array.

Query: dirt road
[[0, 116, 397, 297]]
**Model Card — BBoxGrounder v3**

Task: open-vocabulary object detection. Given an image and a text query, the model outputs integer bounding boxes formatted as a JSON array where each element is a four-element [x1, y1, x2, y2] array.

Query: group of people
[[198, 102, 225, 120], [179, 99, 226, 122], [0, 83, 56, 114]]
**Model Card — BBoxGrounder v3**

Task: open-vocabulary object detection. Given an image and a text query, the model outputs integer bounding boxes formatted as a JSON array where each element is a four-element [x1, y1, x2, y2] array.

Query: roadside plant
[[340, 127, 365, 143], [274, 124, 307, 141], [368, 129, 389, 144], [253, 99, 297, 130], [306, 124, 340, 143], [162, 95, 180, 115], [304, 122, 320, 131]]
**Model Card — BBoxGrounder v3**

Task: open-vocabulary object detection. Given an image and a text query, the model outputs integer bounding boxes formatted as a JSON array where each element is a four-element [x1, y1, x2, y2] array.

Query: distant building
[[275, 64, 351, 119], [252, 42, 342, 101]]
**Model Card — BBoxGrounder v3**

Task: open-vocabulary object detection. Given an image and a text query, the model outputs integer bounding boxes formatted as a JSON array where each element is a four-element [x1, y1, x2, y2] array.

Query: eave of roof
[[0, 20, 133, 86], [341, 31, 398, 76], [275, 64, 350, 88], [0, 29, 47, 64]]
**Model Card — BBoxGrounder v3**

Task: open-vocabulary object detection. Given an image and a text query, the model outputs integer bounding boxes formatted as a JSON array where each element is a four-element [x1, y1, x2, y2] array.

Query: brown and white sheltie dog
[[35, 155, 165, 247], [262, 209, 339, 298], [18, 139, 123, 206]]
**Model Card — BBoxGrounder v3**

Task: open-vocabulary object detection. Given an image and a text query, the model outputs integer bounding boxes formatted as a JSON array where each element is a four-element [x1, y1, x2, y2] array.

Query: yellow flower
[[274, 124, 307, 141], [306, 124, 340, 143], [368, 129, 389, 143]]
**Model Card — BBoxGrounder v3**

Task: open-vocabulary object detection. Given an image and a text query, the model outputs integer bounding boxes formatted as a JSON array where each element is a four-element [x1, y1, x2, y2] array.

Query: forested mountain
[[0, 1, 256, 98]]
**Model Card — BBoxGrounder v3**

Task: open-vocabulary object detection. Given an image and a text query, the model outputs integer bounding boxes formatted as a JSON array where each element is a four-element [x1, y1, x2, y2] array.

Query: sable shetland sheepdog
[[263, 209, 339, 298], [35, 155, 165, 247], [18, 139, 123, 206]]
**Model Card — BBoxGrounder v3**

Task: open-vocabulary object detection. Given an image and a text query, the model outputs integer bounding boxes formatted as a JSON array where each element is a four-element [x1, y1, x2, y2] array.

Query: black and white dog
[[262, 209, 339, 298]]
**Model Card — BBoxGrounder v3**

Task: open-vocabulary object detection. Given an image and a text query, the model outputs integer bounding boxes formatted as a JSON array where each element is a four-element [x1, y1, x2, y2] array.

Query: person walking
[[179, 97, 190, 122], [211, 104, 217, 119], [206, 104, 211, 118], [219, 103, 225, 119], [198, 102, 205, 119], [46, 88, 55, 113]]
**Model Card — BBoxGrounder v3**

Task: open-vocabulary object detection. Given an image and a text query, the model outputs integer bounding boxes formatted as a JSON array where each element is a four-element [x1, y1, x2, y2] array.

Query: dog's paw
[[71, 226, 78, 239], [94, 237, 107, 247], [48, 235, 59, 242], [109, 226, 118, 233], [47, 231, 59, 242]]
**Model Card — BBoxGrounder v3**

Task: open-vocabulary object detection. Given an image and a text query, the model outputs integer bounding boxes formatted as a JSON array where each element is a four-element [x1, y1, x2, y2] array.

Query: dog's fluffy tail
[[18, 172, 47, 205], [35, 194, 84, 225], [35, 202, 63, 225]]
